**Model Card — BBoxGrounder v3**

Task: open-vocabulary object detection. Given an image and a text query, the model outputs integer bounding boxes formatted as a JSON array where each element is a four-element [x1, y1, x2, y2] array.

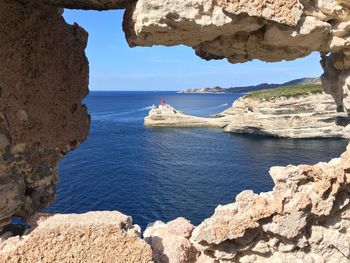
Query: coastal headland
[[145, 85, 350, 139]]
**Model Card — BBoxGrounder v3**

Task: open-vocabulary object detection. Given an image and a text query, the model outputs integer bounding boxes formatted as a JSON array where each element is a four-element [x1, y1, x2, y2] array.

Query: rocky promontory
[[144, 104, 232, 128], [220, 87, 350, 138], [146, 85, 350, 139]]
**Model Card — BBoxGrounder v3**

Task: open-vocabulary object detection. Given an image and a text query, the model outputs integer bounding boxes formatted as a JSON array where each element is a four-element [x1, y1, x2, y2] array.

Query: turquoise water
[[46, 91, 348, 229]]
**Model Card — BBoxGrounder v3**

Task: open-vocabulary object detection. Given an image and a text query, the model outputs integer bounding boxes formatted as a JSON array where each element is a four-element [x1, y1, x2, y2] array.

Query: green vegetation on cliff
[[246, 84, 323, 100]]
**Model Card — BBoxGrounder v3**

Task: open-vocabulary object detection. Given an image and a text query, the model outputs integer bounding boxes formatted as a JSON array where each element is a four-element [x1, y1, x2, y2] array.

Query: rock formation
[[221, 92, 350, 138], [0, 0, 89, 229], [1, 0, 350, 262], [144, 104, 231, 128], [0, 211, 153, 263], [189, 143, 350, 263], [123, 0, 350, 112], [145, 92, 350, 138], [144, 217, 198, 263]]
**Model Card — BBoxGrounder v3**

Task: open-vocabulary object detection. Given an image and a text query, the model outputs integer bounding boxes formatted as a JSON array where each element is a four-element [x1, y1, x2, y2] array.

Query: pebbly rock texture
[[0, 0, 89, 228], [220, 92, 350, 138], [190, 143, 350, 263], [0, 211, 153, 263], [123, 0, 350, 111], [144, 217, 198, 263]]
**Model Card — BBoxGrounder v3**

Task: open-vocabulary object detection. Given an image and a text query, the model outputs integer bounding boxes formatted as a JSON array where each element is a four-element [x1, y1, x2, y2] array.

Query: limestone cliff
[[144, 104, 231, 128], [145, 92, 350, 139], [221, 92, 350, 138]]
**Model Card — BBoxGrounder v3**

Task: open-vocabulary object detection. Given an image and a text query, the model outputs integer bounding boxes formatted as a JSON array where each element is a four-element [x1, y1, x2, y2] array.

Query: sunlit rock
[[0, 211, 152, 263], [124, 0, 350, 110], [190, 144, 350, 262], [144, 217, 198, 263]]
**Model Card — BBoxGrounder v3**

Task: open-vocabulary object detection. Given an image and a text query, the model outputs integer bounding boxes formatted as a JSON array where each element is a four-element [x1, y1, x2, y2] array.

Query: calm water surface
[[47, 91, 349, 229]]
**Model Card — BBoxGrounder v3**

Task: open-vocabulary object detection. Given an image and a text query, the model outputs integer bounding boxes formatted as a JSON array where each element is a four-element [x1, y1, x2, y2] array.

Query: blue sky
[[63, 9, 323, 91]]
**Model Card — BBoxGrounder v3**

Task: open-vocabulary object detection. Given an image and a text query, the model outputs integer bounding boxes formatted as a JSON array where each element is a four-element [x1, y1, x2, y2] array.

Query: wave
[[193, 103, 229, 113], [91, 105, 154, 121]]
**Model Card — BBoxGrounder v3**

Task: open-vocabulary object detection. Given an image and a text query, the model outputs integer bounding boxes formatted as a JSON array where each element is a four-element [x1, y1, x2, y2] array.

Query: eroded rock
[[221, 92, 350, 138], [0, 0, 89, 227], [0, 211, 152, 263], [190, 144, 350, 262], [144, 217, 198, 263], [123, 0, 350, 111]]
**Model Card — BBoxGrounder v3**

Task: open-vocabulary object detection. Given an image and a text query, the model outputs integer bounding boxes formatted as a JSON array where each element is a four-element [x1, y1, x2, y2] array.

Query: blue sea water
[[47, 91, 349, 229]]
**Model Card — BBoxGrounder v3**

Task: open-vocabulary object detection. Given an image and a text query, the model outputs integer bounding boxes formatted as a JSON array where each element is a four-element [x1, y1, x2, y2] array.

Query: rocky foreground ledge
[[146, 88, 350, 139], [2, 144, 350, 262]]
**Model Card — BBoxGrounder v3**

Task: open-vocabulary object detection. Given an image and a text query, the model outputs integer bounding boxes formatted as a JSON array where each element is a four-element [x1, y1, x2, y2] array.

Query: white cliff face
[[221, 93, 350, 138], [123, 0, 350, 111], [144, 93, 350, 139], [144, 104, 232, 128]]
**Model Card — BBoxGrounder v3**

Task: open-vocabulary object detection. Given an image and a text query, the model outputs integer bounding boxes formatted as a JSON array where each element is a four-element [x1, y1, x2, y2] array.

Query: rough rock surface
[[145, 93, 350, 138], [123, 0, 350, 111], [0, 0, 89, 228], [220, 92, 350, 138], [0, 211, 152, 263], [144, 217, 198, 263], [190, 143, 350, 262]]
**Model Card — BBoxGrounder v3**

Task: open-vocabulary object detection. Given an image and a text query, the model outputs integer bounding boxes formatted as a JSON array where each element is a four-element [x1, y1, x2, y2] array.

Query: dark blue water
[[47, 91, 348, 229]]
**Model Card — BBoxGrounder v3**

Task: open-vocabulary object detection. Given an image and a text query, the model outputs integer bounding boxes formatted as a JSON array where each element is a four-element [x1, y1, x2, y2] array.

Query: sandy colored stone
[[189, 144, 350, 262], [0, 0, 89, 227], [123, 0, 350, 111], [221, 92, 350, 138], [145, 92, 350, 138], [144, 217, 198, 263], [0, 211, 152, 263], [144, 104, 232, 128]]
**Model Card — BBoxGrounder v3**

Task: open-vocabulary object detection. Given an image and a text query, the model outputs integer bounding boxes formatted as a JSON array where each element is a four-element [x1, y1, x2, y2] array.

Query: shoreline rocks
[[221, 92, 350, 138], [145, 93, 350, 139], [2, 144, 350, 262], [144, 104, 232, 128]]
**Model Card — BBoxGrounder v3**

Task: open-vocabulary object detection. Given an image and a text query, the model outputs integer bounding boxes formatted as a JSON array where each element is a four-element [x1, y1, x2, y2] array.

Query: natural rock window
[[1, 0, 350, 262]]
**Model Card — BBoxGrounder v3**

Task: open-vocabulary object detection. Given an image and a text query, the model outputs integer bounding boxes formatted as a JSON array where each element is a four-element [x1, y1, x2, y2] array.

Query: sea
[[46, 91, 349, 229]]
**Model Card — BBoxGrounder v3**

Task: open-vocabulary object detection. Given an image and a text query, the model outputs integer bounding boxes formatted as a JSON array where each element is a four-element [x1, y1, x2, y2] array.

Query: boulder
[[144, 217, 198, 263]]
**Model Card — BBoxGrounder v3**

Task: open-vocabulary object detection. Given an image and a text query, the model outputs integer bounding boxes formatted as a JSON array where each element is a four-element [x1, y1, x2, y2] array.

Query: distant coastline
[[177, 77, 321, 94]]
